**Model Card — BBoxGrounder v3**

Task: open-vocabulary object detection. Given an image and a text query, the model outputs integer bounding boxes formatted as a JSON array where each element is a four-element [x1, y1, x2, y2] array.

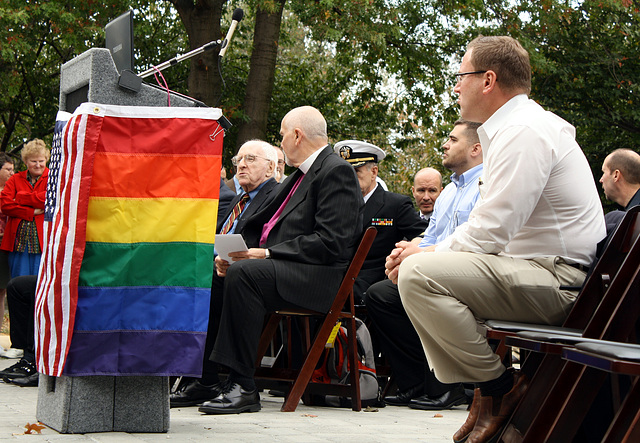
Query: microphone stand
[[137, 39, 222, 79]]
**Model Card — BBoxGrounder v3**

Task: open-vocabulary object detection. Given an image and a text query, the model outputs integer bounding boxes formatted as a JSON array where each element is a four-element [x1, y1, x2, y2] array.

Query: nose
[[454, 81, 461, 93]]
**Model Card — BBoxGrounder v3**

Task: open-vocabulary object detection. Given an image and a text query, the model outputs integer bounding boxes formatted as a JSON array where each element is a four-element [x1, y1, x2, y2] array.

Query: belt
[[568, 262, 588, 272]]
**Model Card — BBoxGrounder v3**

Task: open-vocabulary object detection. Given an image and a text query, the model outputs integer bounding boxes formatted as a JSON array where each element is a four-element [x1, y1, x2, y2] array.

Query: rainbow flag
[[36, 103, 223, 376]]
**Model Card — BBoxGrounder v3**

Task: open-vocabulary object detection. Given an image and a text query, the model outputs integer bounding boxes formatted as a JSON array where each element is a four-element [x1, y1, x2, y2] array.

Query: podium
[[36, 48, 219, 433]]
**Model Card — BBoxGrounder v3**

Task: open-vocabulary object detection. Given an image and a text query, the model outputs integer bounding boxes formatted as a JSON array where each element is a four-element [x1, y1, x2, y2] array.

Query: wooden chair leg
[[280, 312, 342, 412], [603, 376, 640, 443]]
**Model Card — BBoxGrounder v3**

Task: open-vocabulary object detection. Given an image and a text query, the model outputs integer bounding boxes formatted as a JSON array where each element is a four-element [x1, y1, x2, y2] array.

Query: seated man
[[0, 275, 39, 387], [394, 36, 605, 443], [198, 106, 363, 415], [170, 140, 280, 407], [599, 148, 640, 231], [412, 167, 442, 221], [334, 140, 427, 301], [366, 119, 483, 410]]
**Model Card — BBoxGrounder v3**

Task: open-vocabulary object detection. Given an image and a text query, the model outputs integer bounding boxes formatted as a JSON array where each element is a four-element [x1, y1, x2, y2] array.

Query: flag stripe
[[86, 198, 217, 244], [63, 330, 206, 376], [74, 286, 210, 331], [79, 242, 213, 287], [97, 116, 222, 156], [90, 152, 221, 199]]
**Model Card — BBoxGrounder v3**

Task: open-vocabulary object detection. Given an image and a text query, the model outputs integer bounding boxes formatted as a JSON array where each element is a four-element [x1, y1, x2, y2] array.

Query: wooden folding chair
[[253, 227, 377, 412], [562, 342, 640, 443], [496, 208, 640, 442]]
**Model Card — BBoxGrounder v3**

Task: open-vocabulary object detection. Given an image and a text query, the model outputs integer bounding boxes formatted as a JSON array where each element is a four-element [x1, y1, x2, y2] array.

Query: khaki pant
[[397, 252, 585, 383]]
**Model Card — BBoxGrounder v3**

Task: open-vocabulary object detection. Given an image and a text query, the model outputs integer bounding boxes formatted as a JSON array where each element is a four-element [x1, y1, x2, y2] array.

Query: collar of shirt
[[478, 94, 529, 151], [298, 145, 327, 174], [363, 183, 379, 203], [246, 179, 269, 200], [451, 163, 484, 189]]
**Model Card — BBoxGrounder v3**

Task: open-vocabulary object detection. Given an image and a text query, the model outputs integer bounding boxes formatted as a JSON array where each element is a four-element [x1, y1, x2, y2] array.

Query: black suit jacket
[[242, 146, 364, 312], [216, 178, 279, 234], [353, 186, 427, 298]]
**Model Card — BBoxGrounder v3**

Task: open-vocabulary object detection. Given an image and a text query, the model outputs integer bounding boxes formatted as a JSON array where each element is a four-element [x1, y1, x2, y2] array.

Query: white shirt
[[437, 95, 605, 266]]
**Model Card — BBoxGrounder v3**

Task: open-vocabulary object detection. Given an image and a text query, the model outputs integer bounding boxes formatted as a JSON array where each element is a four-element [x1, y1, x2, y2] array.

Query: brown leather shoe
[[466, 371, 529, 443], [453, 388, 481, 443]]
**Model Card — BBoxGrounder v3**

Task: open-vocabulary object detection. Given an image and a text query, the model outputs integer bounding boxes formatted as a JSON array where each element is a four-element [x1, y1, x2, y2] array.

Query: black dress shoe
[[170, 380, 223, 408], [9, 372, 39, 387], [0, 358, 36, 380], [384, 383, 424, 406], [198, 382, 261, 414], [408, 384, 467, 410]]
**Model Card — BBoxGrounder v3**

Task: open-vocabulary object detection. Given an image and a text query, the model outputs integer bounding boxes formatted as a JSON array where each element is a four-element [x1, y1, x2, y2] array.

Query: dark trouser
[[365, 279, 454, 396], [7, 275, 37, 362], [210, 259, 300, 378]]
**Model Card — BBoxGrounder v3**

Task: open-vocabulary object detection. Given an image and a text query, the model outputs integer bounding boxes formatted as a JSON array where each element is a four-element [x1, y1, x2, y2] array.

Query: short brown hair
[[468, 36, 531, 95], [21, 138, 51, 163], [453, 119, 482, 145]]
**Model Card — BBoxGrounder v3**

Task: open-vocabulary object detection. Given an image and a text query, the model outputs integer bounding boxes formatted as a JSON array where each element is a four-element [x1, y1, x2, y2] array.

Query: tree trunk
[[169, 0, 224, 106], [236, 0, 286, 146]]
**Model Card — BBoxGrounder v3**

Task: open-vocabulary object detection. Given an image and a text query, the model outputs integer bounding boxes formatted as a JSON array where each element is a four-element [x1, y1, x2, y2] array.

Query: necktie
[[259, 173, 305, 245], [220, 193, 250, 234]]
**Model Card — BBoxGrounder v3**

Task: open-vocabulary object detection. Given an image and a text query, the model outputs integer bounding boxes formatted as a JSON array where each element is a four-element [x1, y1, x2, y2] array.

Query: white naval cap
[[334, 140, 386, 167]]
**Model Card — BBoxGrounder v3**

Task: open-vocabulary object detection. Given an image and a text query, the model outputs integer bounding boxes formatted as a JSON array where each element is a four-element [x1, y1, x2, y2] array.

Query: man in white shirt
[[392, 36, 606, 443]]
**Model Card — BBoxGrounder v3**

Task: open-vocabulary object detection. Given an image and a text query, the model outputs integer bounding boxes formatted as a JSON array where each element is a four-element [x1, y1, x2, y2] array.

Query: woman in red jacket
[[0, 139, 49, 278]]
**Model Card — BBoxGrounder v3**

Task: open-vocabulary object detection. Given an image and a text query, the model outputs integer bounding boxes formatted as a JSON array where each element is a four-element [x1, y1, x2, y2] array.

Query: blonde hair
[[468, 36, 531, 95], [21, 138, 51, 162]]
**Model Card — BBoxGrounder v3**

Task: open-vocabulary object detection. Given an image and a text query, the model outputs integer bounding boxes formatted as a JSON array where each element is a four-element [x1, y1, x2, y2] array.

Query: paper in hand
[[215, 234, 249, 262]]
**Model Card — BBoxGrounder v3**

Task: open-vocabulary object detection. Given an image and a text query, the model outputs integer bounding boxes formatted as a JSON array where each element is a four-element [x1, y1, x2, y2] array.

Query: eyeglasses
[[277, 159, 285, 165], [231, 154, 271, 166], [454, 70, 488, 81]]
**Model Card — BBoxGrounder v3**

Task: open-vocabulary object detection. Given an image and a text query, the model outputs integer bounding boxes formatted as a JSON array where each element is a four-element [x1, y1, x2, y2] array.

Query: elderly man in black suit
[[170, 139, 280, 408], [197, 106, 363, 414], [334, 140, 427, 302]]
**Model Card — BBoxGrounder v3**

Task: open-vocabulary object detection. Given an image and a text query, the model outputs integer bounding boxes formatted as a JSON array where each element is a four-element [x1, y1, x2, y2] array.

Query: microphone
[[219, 8, 244, 58]]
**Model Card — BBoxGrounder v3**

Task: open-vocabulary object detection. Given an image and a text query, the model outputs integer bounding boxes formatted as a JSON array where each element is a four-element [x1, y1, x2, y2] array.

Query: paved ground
[[0, 335, 467, 442]]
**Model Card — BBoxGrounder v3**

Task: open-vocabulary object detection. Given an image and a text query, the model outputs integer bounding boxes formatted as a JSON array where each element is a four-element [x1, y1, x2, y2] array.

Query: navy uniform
[[334, 141, 427, 303]]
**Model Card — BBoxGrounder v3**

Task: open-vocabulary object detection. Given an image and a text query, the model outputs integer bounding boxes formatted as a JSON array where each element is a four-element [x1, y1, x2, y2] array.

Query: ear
[[371, 165, 379, 177], [471, 142, 482, 158], [483, 70, 498, 94], [613, 169, 621, 182], [294, 128, 303, 145]]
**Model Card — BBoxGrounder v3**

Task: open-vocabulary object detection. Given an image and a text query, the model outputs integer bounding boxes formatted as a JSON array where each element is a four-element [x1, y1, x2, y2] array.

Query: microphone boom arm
[[138, 39, 221, 79]]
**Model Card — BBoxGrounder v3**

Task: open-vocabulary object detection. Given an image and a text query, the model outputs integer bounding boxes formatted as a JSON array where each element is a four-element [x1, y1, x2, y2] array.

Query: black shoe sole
[[198, 403, 261, 414], [408, 396, 467, 411], [170, 399, 210, 408]]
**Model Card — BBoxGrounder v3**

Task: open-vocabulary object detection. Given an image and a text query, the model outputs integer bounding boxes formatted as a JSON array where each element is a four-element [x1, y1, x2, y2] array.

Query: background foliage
[[0, 0, 638, 209]]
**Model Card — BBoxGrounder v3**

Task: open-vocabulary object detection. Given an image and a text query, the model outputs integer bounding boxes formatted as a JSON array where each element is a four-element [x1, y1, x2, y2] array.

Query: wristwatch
[[264, 249, 271, 259]]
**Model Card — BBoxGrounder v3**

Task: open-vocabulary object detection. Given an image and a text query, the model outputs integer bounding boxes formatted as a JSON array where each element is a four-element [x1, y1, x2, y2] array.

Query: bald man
[[600, 148, 640, 210], [412, 167, 443, 221], [199, 106, 363, 415]]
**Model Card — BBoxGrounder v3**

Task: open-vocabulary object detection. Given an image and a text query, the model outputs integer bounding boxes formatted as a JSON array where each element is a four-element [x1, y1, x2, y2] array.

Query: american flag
[[35, 110, 98, 376], [44, 111, 71, 221]]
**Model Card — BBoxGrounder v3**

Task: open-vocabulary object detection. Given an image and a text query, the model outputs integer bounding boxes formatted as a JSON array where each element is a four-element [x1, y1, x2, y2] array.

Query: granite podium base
[[36, 374, 170, 433]]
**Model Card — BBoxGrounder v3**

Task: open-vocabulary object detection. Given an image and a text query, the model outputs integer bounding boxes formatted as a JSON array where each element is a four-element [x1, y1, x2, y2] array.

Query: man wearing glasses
[[170, 139, 280, 408], [394, 36, 605, 443]]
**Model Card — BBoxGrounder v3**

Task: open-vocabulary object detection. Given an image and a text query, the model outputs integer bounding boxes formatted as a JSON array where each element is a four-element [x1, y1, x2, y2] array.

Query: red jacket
[[0, 168, 48, 252]]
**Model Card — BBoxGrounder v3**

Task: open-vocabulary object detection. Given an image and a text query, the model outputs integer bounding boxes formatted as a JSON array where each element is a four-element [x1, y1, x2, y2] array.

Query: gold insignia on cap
[[339, 146, 352, 160]]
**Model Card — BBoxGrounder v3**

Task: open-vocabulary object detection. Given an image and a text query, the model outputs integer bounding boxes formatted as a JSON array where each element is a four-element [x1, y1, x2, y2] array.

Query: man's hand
[[384, 241, 426, 284], [215, 255, 231, 277], [34, 208, 44, 215], [216, 248, 268, 277]]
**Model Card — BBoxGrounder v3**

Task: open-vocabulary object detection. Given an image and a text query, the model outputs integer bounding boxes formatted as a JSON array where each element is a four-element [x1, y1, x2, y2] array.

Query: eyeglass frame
[[231, 153, 272, 166], [454, 70, 488, 81]]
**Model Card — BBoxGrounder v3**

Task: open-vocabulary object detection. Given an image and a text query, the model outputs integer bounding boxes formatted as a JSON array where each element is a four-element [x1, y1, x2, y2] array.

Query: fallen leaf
[[24, 422, 46, 434], [301, 414, 317, 417], [433, 413, 443, 418], [364, 406, 379, 412]]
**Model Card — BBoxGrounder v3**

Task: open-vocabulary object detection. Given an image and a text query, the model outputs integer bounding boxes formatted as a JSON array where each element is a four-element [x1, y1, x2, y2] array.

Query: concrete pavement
[[0, 335, 467, 442]]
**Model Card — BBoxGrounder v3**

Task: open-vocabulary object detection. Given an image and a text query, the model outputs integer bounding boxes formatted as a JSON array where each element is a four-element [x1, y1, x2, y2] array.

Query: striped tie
[[220, 193, 250, 234]]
